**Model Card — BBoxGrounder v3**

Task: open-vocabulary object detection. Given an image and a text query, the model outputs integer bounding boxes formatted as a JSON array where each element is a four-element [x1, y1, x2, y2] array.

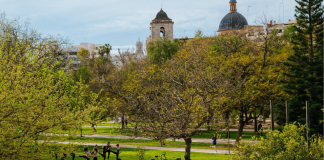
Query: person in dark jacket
[[258, 123, 263, 136]]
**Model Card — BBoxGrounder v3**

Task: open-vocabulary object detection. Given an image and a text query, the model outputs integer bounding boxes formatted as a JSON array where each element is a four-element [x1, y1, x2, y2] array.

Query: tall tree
[[147, 37, 180, 65], [276, 0, 323, 135], [126, 38, 239, 159], [0, 38, 92, 159]]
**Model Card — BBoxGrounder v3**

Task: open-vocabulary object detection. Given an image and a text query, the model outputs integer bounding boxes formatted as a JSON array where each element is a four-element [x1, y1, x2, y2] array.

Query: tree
[[0, 40, 92, 159], [212, 31, 288, 142], [125, 37, 240, 159], [0, 12, 70, 69], [147, 37, 180, 65], [276, 0, 323, 135], [77, 47, 90, 60], [194, 29, 203, 38], [230, 123, 323, 160], [98, 43, 112, 57]]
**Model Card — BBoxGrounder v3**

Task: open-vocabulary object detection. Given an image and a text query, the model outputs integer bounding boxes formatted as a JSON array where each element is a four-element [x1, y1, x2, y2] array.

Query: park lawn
[[48, 127, 135, 136], [48, 126, 265, 140], [83, 122, 136, 127], [193, 130, 266, 140], [64, 145, 231, 160], [42, 136, 234, 150]]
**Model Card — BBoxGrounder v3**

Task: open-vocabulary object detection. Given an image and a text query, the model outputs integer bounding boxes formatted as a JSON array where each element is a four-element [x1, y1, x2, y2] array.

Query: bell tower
[[147, 9, 174, 43]]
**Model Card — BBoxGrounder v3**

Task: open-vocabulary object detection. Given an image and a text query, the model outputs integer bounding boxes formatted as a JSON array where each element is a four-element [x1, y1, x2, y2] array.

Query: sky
[[1, 0, 298, 54]]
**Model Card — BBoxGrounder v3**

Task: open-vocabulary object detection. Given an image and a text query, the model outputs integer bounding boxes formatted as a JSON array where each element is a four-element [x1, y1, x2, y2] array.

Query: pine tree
[[276, 0, 323, 135]]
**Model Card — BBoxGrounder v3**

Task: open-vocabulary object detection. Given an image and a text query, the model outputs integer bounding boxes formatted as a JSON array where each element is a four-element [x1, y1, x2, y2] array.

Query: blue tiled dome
[[229, 0, 237, 2], [218, 12, 248, 31]]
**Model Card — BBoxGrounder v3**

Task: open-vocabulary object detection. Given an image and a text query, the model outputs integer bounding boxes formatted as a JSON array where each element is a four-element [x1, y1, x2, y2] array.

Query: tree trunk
[[184, 138, 192, 160], [254, 118, 258, 133], [159, 139, 163, 146], [134, 121, 138, 136], [121, 115, 125, 129], [236, 114, 245, 143], [207, 120, 211, 131], [91, 124, 97, 133], [80, 125, 83, 137]]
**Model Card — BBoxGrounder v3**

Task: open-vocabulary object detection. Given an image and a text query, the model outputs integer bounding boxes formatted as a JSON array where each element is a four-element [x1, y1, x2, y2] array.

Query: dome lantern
[[229, 0, 237, 13]]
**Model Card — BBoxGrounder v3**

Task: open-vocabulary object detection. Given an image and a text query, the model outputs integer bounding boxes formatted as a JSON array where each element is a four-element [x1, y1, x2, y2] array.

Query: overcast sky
[[1, 0, 297, 52]]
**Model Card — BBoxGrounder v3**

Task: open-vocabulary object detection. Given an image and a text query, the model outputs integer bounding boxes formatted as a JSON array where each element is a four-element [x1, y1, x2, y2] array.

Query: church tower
[[147, 9, 174, 43], [135, 38, 144, 55]]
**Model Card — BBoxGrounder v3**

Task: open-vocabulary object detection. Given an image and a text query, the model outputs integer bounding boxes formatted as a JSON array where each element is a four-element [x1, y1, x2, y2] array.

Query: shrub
[[230, 123, 323, 160]]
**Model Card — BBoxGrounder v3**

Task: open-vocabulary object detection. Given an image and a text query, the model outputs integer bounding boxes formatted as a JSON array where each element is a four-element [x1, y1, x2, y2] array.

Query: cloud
[[1, 0, 297, 46]]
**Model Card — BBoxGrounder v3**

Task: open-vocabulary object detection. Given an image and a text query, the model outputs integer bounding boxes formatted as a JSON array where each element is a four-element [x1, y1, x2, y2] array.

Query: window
[[160, 27, 165, 37]]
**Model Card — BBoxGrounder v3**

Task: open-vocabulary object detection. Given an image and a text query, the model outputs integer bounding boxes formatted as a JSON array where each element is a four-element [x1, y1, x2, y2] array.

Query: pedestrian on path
[[211, 134, 217, 153], [111, 144, 122, 160], [258, 123, 263, 136], [78, 147, 91, 160]]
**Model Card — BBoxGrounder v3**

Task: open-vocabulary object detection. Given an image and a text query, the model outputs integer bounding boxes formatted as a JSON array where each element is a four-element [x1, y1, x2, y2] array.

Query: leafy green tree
[[125, 37, 238, 159], [0, 42, 92, 159], [276, 0, 323, 135], [98, 43, 112, 57], [77, 47, 90, 60], [231, 123, 323, 160], [147, 37, 180, 65], [194, 29, 203, 38], [72, 66, 91, 83]]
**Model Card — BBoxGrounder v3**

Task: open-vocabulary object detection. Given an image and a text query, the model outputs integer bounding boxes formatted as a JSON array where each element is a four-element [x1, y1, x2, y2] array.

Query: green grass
[[193, 130, 266, 140], [83, 122, 136, 127], [49, 124, 266, 140], [42, 136, 234, 150], [64, 145, 231, 160]]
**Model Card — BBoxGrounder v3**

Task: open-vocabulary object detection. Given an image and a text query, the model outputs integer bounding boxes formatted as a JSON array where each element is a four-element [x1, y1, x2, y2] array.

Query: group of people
[[60, 142, 122, 160]]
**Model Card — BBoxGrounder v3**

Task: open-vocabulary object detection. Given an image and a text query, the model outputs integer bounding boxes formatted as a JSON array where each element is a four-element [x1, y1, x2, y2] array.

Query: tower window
[[160, 27, 165, 37]]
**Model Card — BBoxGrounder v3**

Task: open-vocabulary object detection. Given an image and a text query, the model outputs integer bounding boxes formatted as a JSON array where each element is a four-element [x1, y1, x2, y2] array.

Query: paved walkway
[[83, 126, 256, 132], [47, 133, 259, 145], [43, 141, 234, 154]]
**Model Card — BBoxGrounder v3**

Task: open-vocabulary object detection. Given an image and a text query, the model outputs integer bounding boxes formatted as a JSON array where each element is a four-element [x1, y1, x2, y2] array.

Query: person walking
[[211, 134, 217, 153], [258, 123, 263, 136], [111, 144, 122, 160]]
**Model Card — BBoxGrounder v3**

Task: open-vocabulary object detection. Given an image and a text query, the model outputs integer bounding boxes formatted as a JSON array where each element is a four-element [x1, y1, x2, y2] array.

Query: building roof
[[218, 12, 248, 31], [153, 9, 171, 21], [229, 0, 237, 2]]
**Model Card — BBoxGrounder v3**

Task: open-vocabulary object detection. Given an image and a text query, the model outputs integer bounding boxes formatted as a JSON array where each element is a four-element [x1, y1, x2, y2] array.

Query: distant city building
[[267, 19, 297, 36], [135, 38, 144, 55], [69, 42, 102, 58]]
